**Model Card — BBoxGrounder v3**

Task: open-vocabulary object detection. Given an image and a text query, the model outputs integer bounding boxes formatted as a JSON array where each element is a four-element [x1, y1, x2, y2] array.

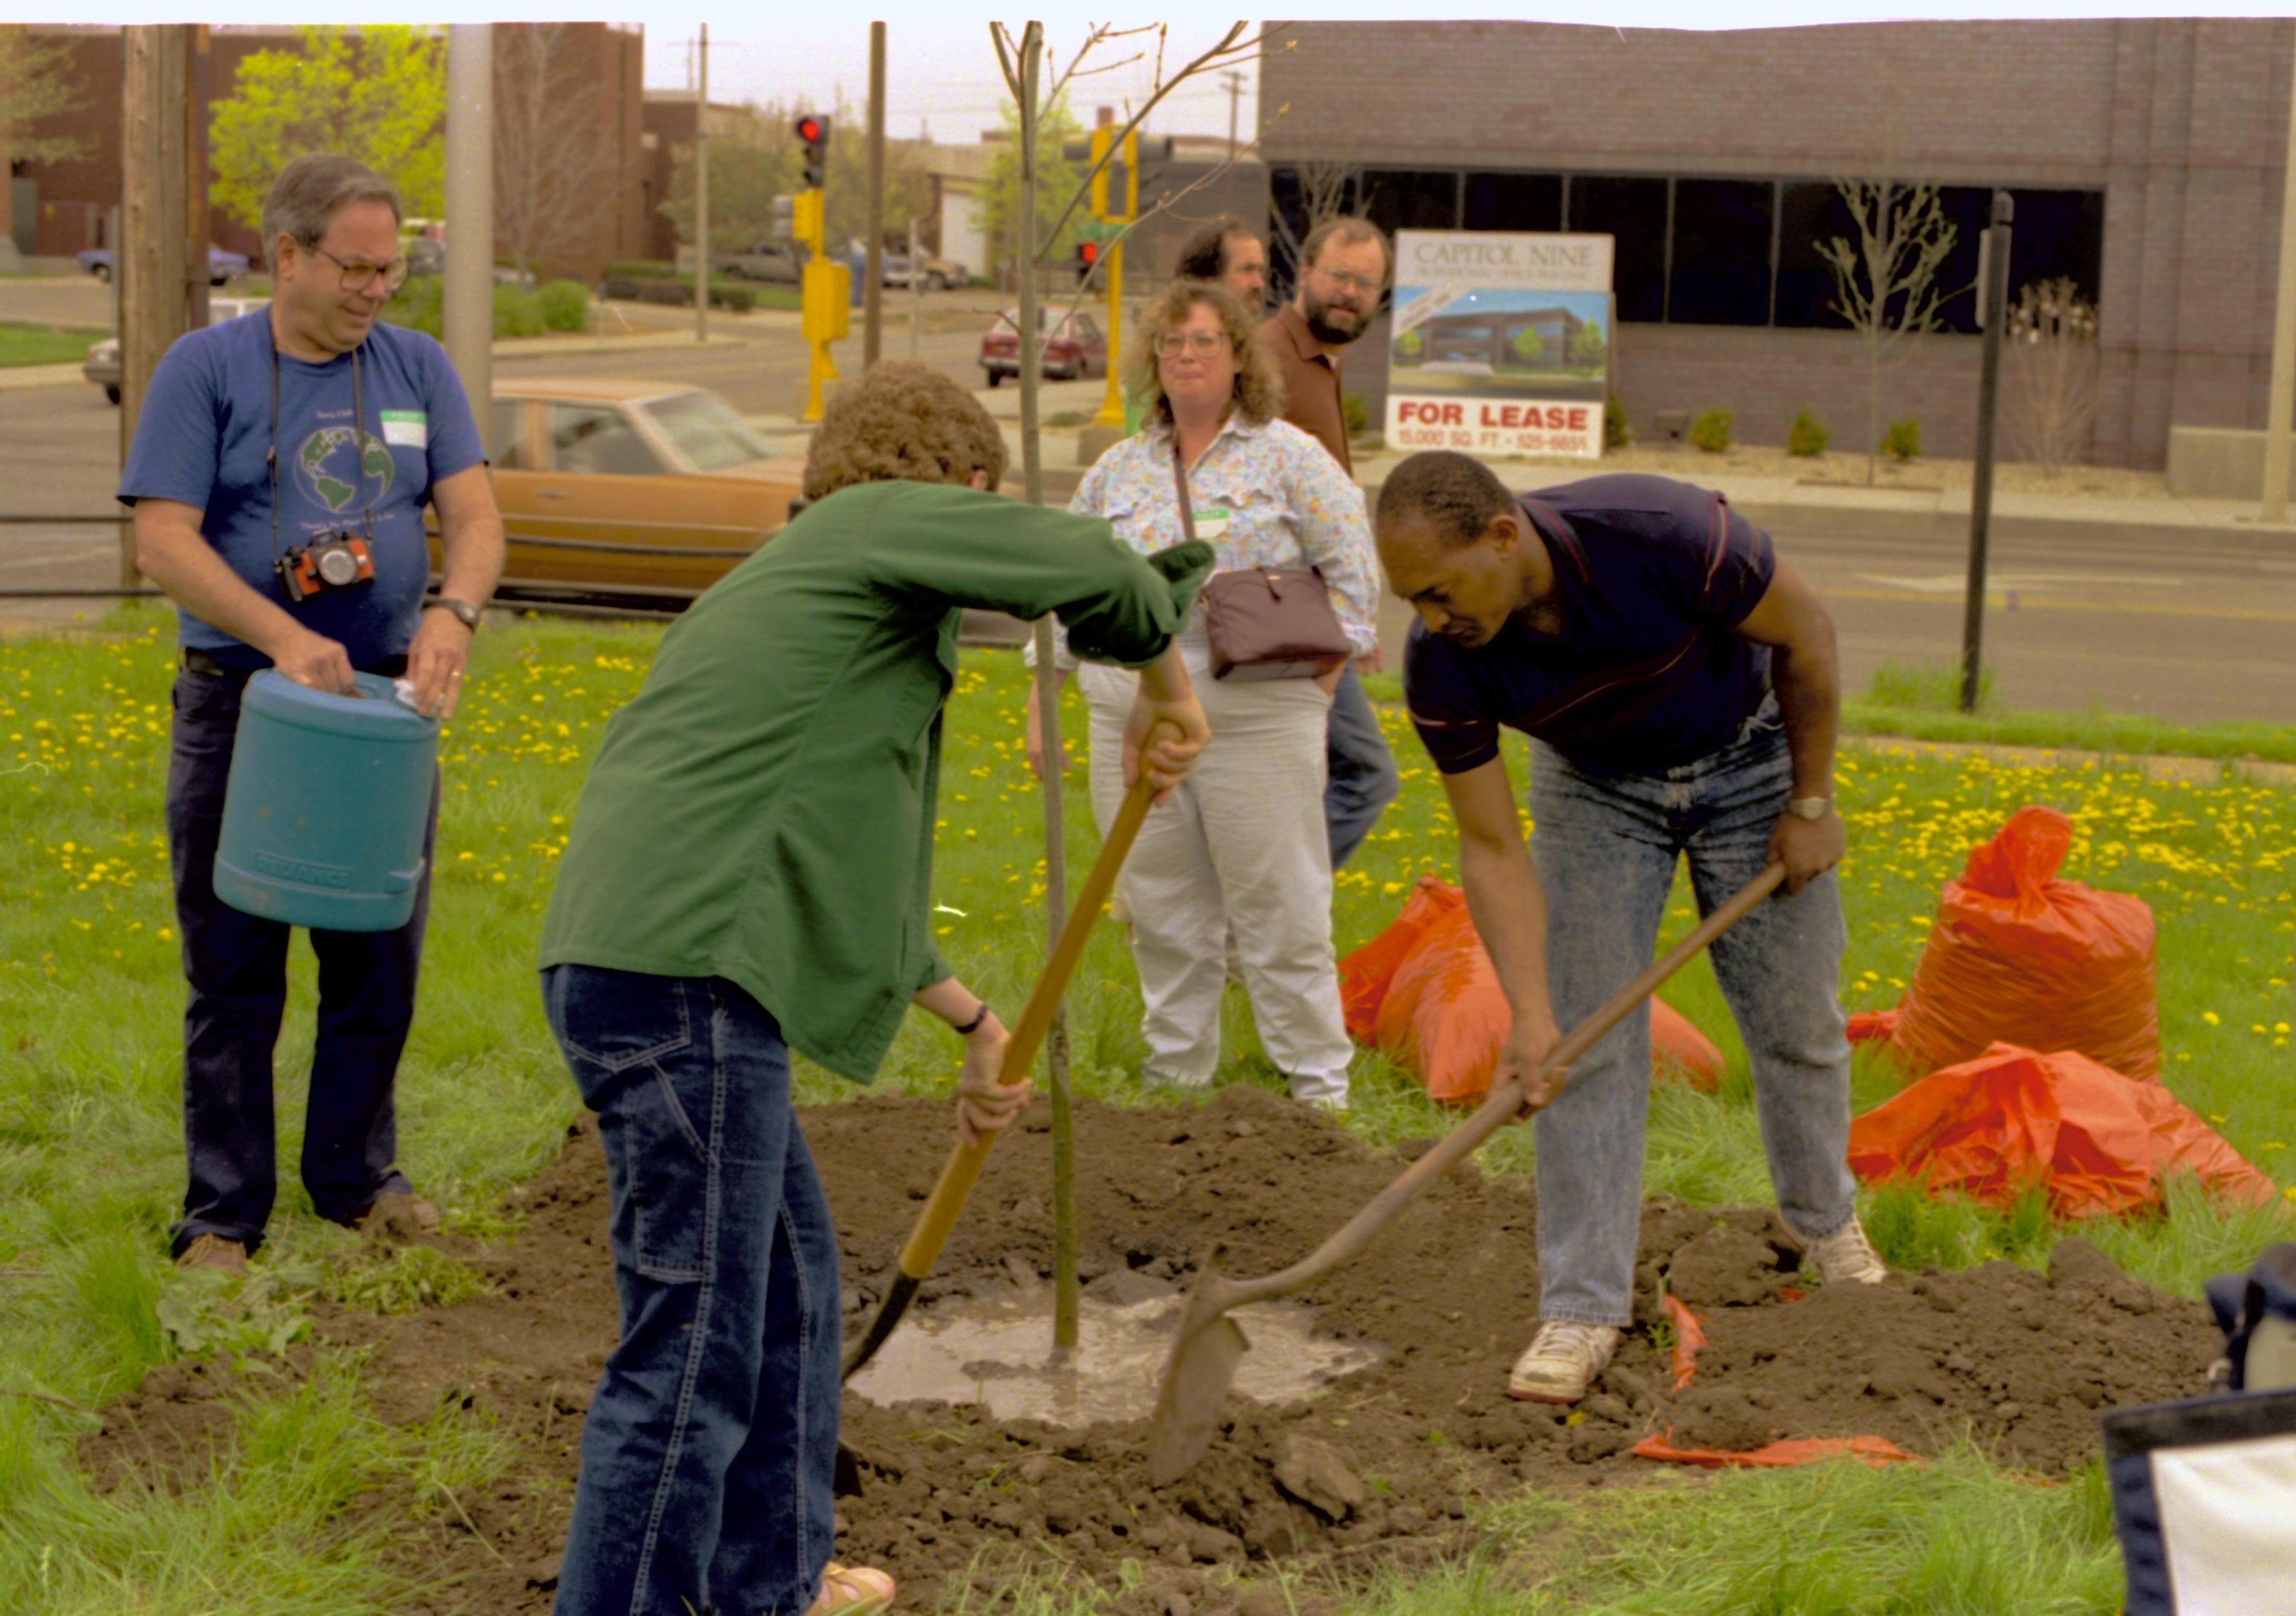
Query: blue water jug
[[214, 670, 440, 932]]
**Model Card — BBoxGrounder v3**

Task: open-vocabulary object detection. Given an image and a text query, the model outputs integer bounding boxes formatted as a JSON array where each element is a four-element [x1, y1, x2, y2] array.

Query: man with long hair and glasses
[[119, 152, 505, 1276]]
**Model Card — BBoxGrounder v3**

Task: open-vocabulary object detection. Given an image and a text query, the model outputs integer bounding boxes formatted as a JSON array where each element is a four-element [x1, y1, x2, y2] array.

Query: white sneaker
[[1507, 1320, 1621, 1403], [1802, 1216, 1888, 1286]]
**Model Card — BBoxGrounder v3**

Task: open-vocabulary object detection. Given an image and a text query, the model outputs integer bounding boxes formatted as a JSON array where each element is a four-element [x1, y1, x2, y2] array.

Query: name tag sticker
[[1195, 506, 1232, 541], [381, 410, 428, 449]]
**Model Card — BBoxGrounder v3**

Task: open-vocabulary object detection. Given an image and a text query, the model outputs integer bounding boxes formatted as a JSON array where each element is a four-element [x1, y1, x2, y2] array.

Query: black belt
[[181, 647, 407, 679]]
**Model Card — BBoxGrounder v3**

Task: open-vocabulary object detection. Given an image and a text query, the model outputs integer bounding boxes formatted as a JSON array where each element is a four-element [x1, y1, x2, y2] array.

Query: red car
[[979, 307, 1108, 386]]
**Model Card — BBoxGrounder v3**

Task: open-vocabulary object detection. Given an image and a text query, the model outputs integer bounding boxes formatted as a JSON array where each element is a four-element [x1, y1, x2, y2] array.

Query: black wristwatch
[[425, 596, 483, 632], [952, 1002, 991, 1038]]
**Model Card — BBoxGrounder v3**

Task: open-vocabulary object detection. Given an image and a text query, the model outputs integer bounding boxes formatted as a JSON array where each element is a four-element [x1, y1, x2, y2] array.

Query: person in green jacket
[[535, 362, 1213, 1616]]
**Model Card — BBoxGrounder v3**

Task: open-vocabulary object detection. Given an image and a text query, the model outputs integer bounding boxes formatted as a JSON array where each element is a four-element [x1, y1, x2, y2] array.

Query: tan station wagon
[[431, 379, 804, 603]]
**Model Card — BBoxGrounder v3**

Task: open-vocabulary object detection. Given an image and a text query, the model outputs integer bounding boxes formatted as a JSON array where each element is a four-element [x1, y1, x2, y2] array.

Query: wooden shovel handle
[[1226, 861, 1786, 1309], [894, 722, 1181, 1277]]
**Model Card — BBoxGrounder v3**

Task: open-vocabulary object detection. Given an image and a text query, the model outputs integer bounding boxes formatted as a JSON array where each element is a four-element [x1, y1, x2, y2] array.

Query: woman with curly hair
[[1026, 281, 1380, 1110], [536, 361, 1212, 1616]]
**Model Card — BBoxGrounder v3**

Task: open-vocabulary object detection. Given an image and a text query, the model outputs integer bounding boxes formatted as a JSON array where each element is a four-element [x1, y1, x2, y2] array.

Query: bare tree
[[2003, 276, 2099, 472], [1266, 157, 1365, 279], [1818, 179, 1960, 486], [493, 23, 614, 283]]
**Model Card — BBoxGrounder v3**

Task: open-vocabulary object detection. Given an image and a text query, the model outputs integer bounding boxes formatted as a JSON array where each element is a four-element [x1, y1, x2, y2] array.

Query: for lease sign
[[1385, 230, 1615, 460]]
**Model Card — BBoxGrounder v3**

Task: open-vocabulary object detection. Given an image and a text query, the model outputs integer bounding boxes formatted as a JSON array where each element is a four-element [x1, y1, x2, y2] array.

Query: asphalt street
[[4, 283, 2290, 727]]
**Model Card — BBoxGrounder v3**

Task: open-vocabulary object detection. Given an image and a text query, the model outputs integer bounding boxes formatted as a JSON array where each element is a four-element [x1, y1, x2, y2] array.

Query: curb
[[0, 362, 89, 392]]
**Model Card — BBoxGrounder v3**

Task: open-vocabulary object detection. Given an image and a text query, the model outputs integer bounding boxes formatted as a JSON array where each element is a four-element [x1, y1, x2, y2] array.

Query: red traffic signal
[[1078, 241, 1100, 266], [794, 113, 831, 189]]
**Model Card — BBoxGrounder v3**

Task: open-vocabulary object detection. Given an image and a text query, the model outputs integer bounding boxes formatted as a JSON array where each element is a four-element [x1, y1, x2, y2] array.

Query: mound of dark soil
[[79, 1089, 2219, 1613]]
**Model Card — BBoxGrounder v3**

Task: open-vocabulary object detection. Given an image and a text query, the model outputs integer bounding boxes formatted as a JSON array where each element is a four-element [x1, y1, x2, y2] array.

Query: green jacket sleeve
[[865, 483, 1213, 668]]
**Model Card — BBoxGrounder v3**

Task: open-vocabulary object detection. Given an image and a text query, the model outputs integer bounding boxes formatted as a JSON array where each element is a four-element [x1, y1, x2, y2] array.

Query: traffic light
[[1076, 240, 1100, 282], [794, 113, 831, 189]]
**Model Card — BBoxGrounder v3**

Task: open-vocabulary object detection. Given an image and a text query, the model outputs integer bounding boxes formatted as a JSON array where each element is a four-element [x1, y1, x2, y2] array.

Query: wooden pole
[[184, 25, 210, 335], [120, 25, 191, 593], [695, 25, 710, 343], [864, 21, 886, 365], [444, 25, 494, 457], [2262, 35, 2296, 523]]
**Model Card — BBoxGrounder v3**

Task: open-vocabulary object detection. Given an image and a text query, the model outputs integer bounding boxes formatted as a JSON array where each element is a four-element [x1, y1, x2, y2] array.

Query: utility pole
[[120, 25, 191, 593], [864, 21, 886, 365], [2262, 40, 2296, 522], [1959, 191, 2012, 715], [695, 23, 711, 344], [185, 26, 211, 335], [1222, 69, 1244, 159], [444, 25, 494, 459]]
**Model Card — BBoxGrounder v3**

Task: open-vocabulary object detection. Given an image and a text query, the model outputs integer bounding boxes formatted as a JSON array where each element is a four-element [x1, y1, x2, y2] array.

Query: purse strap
[[1171, 444, 1197, 544]]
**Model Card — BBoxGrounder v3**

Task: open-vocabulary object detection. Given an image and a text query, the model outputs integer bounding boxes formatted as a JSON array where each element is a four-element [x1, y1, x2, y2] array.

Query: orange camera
[[276, 533, 376, 602]]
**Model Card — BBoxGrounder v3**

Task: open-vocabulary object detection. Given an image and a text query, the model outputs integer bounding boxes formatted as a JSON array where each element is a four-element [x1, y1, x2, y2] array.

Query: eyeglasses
[[315, 245, 410, 295], [1157, 330, 1232, 357], [1311, 264, 1383, 297]]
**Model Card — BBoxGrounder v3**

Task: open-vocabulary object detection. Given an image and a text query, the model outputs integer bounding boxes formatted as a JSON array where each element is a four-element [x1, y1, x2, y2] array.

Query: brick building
[[11, 23, 649, 285], [1257, 18, 2296, 468]]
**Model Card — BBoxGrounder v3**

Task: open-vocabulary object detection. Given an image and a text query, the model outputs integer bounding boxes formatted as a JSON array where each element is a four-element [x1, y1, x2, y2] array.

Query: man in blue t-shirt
[[118, 152, 504, 1275], [1373, 451, 1883, 1405]]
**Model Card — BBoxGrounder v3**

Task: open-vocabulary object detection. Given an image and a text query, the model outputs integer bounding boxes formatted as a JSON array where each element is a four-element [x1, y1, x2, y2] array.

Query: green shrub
[[1604, 395, 1632, 451], [1883, 416, 1923, 462], [600, 274, 643, 300], [607, 259, 677, 280], [712, 282, 757, 313], [539, 279, 590, 332], [1688, 408, 1733, 454], [1786, 408, 1830, 457], [1342, 392, 1369, 434], [494, 284, 545, 337], [383, 275, 444, 337]]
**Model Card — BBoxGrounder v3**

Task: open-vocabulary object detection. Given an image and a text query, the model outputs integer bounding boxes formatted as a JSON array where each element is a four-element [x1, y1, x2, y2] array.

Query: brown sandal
[[808, 1562, 896, 1616]]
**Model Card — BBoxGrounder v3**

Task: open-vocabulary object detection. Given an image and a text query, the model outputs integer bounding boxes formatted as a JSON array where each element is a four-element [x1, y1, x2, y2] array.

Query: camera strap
[[266, 317, 377, 574]]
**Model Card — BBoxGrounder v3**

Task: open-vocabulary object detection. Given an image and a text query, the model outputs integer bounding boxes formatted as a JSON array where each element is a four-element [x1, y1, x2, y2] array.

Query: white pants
[[1076, 661, 1355, 1106]]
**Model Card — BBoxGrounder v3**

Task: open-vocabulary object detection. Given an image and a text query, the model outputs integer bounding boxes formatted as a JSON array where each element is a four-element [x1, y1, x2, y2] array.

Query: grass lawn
[[1, 615, 2290, 1612], [0, 321, 106, 369]]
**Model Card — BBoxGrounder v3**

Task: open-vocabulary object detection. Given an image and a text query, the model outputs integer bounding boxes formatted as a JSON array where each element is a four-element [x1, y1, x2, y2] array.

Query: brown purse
[[1175, 448, 1352, 682]]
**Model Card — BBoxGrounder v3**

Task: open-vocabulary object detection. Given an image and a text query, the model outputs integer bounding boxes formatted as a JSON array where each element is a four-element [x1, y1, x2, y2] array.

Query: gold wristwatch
[[1786, 795, 1835, 820]]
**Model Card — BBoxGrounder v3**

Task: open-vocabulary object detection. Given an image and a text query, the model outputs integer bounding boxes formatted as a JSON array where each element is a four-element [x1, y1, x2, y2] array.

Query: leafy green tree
[[0, 26, 86, 172], [661, 110, 799, 252], [1509, 324, 1545, 366], [1568, 318, 1606, 369], [210, 27, 446, 240], [974, 95, 1085, 280]]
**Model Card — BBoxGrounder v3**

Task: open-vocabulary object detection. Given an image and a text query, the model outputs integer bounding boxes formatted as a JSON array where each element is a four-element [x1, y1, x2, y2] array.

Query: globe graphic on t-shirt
[[291, 426, 393, 515]]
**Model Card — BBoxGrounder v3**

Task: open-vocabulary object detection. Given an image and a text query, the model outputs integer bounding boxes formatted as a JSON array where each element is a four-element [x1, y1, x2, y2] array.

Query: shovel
[[841, 722, 1183, 1381], [1144, 860, 1786, 1485]]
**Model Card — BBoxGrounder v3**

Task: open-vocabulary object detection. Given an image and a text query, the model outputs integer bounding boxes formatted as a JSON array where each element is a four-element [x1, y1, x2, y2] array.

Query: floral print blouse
[[1048, 412, 1381, 668]]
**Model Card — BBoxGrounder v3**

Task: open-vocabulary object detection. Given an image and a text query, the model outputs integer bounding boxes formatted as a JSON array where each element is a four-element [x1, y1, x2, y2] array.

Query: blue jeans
[[1527, 702, 1856, 1327], [1324, 665, 1400, 870], [543, 965, 840, 1616], [165, 664, 430, 1255]]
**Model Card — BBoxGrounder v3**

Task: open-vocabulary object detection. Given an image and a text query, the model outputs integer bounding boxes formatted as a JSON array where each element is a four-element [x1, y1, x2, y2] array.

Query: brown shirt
[[1261, 304, 1351, 476]]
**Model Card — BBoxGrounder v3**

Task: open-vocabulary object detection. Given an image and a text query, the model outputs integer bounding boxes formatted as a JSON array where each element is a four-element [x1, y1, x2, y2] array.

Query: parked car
[[434, 379, 804, 600], [406, 237, 444, 276], [884, 252, 968, 291], [77, 245, 249, 287], [715, 242, 804, 284], [83, 296, 271, 405], [979, 307, 1107, 386]]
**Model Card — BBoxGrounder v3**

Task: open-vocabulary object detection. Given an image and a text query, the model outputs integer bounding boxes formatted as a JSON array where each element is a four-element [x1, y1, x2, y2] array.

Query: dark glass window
[[1268, 165, 1367, 296], [1774, 182, 1856, 330], [1668, 179, 1773, 326], [2005, 188, 2105, 308], [1358, 169, 1461, 237], [1567, 176, 1667, 323], [1463, 172, 1563, 232]]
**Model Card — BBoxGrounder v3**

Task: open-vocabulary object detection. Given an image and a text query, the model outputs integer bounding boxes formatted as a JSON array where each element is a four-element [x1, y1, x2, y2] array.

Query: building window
[[1463, 172, 1563, 233], [1358, 169, 1464, 235], [1773, 181, 1857, 330], [1565, 176, 1667, 323], [1667, 179, 1774, 327]]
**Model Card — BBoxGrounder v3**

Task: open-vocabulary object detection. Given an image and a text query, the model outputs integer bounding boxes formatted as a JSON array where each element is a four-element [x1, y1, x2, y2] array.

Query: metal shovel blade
[[1146, 1259, 1252, 1486]]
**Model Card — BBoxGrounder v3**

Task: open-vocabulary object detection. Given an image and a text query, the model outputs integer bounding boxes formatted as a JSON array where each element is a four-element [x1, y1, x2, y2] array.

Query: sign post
[[1385, 231, 1616, 460]]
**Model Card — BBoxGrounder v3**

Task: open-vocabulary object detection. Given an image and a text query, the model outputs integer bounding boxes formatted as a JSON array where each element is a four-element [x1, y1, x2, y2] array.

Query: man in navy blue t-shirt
[[1374, 451, 1883, 1405], [119, 153, 504, 1274]]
